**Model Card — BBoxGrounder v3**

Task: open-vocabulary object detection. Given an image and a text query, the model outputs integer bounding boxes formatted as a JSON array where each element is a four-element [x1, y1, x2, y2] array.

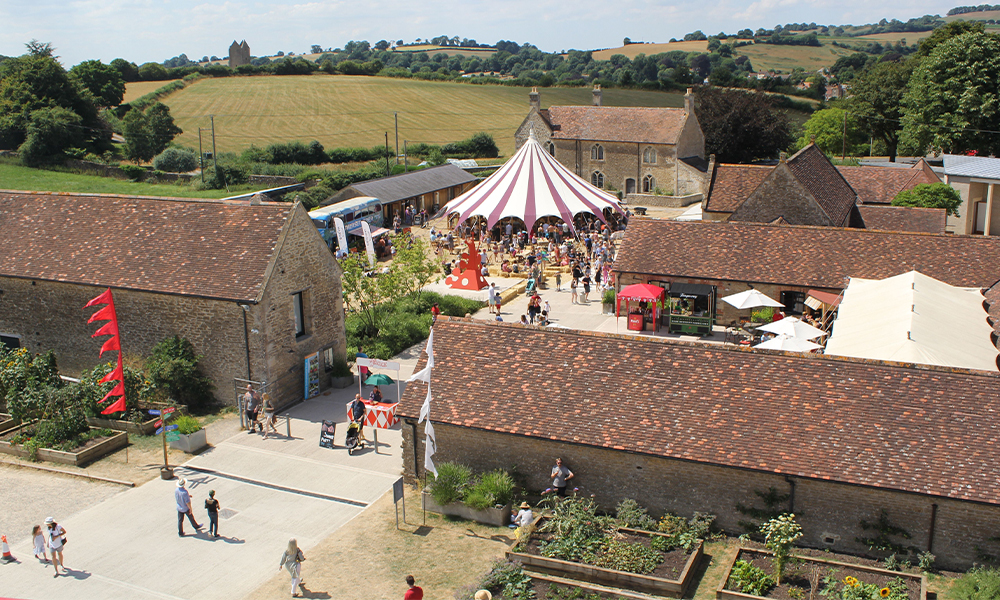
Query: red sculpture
[[445, 238, 489, 291], [84, 289, 127, 415]]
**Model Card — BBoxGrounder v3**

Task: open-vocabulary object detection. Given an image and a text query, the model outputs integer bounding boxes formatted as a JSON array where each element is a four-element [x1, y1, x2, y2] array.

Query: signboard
[[148, 409, 161, 416], [361, 221, 376, 268], [166, 432, 181, 442], [162, 407, 176, 415], [155, 424, 179, 435], [393, 477, 404, 503], [333, 217, 348, 255], [355, 357, 401, 371], [304, 352, 321, 399]]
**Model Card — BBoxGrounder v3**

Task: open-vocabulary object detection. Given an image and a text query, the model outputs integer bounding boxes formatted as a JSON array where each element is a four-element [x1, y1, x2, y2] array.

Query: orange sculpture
[[445, 239, 489, 291]]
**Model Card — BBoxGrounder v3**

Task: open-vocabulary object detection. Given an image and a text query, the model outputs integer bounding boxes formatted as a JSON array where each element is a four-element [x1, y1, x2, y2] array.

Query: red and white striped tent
[[442, 129, 623, 232]]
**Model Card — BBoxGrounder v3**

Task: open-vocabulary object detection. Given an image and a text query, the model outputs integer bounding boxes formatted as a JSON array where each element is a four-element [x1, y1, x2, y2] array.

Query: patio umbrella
[[365, 373, 395, 386], [758, 317, 827, 340], [754, 334, 822, 352], [721, 289, 784, 310]]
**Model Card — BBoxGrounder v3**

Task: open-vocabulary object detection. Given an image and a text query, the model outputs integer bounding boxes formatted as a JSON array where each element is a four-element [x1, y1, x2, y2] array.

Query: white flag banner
[[407, 329, 434, 384], [418, 385, 431, 423], [424, 419, 438, 478], [333, 217, 348, 254], [425, 328, 435, 368], [361, 221, 376, 268]]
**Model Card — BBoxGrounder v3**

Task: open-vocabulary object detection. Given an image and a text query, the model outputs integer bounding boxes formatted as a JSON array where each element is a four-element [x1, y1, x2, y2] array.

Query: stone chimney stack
[[703, 154, 716, 199], [592, 84, 602, 106], [529, 87, 540, 111], [779, 152, 788, 163], [684, 87, 695, 115]]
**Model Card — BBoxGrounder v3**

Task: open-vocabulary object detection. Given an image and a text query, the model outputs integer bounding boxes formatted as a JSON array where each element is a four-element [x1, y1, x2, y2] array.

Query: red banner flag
[[88, 304, 117, 324], [85, 288, 127, 416], [91, 320, 119, 339], [98, 359, 124, 385], [99, 381, 125, 402], [101, 396, 126, 415], [84, 288, 114, 308], [99, 336, 121, 356]]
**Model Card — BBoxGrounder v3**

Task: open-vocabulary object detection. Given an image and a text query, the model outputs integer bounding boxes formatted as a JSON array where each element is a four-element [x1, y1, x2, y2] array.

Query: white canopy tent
[[721, 289, 784, 310], [825, 271, 998, 371], [442, 129, 623, 233], [754, 334, 823, 352]]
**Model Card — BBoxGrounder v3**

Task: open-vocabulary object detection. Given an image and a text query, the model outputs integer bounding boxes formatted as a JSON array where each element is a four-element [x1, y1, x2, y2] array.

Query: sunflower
[[844, 576, 859, 587], [880, 588, 891, 597]]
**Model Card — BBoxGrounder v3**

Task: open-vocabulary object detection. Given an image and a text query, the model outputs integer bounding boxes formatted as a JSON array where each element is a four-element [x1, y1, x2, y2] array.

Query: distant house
[[942, 153, 1000, 236], [228, 40, 251, 68], [323, 164, 478, 222], [0, 192, 346, 408], [515, 86, 706, 198]]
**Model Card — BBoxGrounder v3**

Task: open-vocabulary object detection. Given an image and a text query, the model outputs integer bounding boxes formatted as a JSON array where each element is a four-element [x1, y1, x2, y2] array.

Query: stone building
[[942, 153, 1000, 236], [613, 218, 1000, 323], [229, 40, 251, 68], [399, 318, 1000, 569], [0, 192, 345, 408], [515, 86, 705, 198], [324, 163, 478, 222]]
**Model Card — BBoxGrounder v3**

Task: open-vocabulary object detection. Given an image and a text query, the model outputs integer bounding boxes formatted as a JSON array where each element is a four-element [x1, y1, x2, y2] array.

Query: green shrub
[[592, 538, 662, 574], [602, 289, 616, 304], [616, 498, 656, 531], [539, 496, 614, 563], [651, 512, 715, 553], [729, 559, 775, 596], [473, 559, 533, 600], [173, 414, 202, 434], [751, 306, 776, 323], [119, 163, 146, 181], [0, 347, 62, 415], [476, 469, 515, 507], [428, 462, 471, 505], [952, 567, 1000, 600], [463, 487, 495, 510], [153, 146, 198, 172], [78, 359, 157, 420], [145, 336, 215, 412]]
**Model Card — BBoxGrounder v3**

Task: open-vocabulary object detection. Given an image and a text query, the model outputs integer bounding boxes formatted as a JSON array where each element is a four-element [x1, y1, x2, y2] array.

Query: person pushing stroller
[[345, 394, 368, 454]]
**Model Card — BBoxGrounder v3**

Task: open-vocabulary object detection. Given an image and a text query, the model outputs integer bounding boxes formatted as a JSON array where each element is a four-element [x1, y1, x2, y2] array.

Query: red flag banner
[[91, 320, 118, 338], [99, 336, 121, 356], [98, 361, 124, 384], [84, 289, 127, 415], [88, 304, 117, 324], [101, 396, 126, 415], [84, 288, 114, 308]]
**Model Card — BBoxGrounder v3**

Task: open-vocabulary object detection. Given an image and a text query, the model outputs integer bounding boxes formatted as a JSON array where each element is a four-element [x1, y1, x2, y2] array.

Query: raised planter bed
[[507, 518, 703, 598], [330, 374, 355, 389], [169, 429, 208, 454], [0, 425, 128, 467], [86, 415, 159, 436], [717, 548, 927, 600], [0, 413, 17, 435], [422, 491, 511, 527], [527, 572, 652, 600]]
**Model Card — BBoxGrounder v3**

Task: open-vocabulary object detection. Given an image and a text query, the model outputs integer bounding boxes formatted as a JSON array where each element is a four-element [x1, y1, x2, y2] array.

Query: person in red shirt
[[430, 303, 440, 325], [404, 575, 423, 599]]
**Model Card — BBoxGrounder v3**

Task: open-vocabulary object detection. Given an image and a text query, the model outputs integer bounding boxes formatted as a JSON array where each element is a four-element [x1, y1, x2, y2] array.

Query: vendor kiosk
[[667, 283, 717, 335], [616, 283, 666, 332]]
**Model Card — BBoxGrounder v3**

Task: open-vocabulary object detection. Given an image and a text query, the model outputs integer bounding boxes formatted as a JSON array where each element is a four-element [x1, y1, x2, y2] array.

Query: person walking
[[404, 575, 424, 599], [555, 271, 561, 292], [205, 490, 221, 537], [32, 525, 48, 563], [487, 283, 498, 315], [175, 479, 202, 536], [262, 393, 277, 439], [570, 279, 578, 304], [243, 384, 262, 434], [550, 458, 575, 497], [581, 274, 591, 303], [44, 517, 66, 577], [278, 538, 306, 597]]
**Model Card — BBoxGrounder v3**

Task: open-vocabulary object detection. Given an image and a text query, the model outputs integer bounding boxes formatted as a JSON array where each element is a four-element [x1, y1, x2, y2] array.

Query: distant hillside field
[[734, 43, 855, 73], [123, 79, 180, 103], [391, 45, 497, 57], [590, 41, 709, 60], [159, 75, 687, 156], [945, 9, 1000, 22], [849, 31, 934, 43]]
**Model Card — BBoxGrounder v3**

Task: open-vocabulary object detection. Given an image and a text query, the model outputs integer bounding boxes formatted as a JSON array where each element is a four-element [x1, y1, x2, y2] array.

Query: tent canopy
[[617, 283, 665, 313], [442, 129, 623, 233]]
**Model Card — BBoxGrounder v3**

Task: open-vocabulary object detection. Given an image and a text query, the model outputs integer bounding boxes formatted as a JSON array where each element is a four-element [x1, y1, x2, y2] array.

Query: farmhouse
[[398, 318, 1000, 569], [515, 86, 706, 199], [0, 192, 346, 408], [613, 218, 1000, 323], [323, 164, 478, 223]]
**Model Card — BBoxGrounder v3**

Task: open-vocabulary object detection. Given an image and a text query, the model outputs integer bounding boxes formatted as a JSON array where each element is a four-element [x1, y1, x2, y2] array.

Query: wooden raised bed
[[527, 571, 663, 600], [0, 425, 128, 467], [507, 518, 703, 598], [86, 414, 159, 435], [0, 413, 17, 435], [716, 548, 927, 600]]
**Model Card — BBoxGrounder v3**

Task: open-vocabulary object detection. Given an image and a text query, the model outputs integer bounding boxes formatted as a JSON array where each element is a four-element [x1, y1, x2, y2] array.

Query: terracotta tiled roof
[[987, 282, 1000, 350], [838, 161, 941, 204], [786, 144, 857, 226], [704, 164, 772, 213], [399, 319, 1000, 505], [613, 218, 1000, 290], [0, 191, 292, 302], [858, 205, 947, 234], [547, 106, 688, 145]]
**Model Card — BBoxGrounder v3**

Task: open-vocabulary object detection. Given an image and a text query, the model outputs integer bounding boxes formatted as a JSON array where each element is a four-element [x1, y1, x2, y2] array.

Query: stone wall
[[402, 420, 1000, 569], [623, 193, 702, 208], [553, 140, 679, 196]]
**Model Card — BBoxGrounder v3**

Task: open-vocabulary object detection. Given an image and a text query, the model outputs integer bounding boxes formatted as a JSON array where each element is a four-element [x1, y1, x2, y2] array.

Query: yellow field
[[945, 10, 1000, 22], [850, 31, 934, 44], [390, 45, 497, 57], [123, 79, 180, 103], [160, 75, 686, 156], [590, 41, 709, 60], [735, 43, 855, 73]]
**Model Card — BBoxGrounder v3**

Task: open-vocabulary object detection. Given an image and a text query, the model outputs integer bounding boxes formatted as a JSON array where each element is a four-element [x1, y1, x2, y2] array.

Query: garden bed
[[422, 491, 511, 527], [507, 519, 703, 598], [86, 414, 159, 435], [0, 413, 17, 435], [0, 424, 128, 467], [527, 571, 666, 600], [717, 548, 927, 600]]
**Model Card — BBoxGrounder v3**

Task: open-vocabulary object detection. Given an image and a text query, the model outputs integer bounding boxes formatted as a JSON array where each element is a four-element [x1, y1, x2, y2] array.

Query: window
[[591, 171, 605, 188], [643, 147, 657, 164], [546, 141, 555, 156], [0, 335, 20, 350], [591, 144, 604, 160], [293, 292, 305, 337], [322, 346, 337, 372], [642, 175, 656, 193], [780, 291, 805, 315]]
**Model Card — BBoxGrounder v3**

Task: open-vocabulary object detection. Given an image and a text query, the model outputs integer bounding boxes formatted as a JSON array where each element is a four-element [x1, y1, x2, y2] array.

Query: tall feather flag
[[84, 289, 127, 415], [406, 329, 437, 477]]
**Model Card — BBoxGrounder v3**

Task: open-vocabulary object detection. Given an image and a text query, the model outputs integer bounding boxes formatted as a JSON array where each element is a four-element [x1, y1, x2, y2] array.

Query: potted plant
[[169, 414, 207, 453], [330, 357, 355, 389], [602, 289, 616, 315]]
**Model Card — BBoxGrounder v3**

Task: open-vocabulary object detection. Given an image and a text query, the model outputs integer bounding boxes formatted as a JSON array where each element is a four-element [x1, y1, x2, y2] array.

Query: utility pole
[[210, 115, 225, 191], [403, 140, 408, 173], [394, 112, 399, 165], [385, 132, 390, 177], [198, 128, 205, 183], [841, 111, 847, 162]]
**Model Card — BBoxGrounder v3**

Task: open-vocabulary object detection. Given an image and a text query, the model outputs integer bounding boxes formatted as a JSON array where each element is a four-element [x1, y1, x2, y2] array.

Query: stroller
[[319, 420, 336, 449], [345, 421, 367, 455]]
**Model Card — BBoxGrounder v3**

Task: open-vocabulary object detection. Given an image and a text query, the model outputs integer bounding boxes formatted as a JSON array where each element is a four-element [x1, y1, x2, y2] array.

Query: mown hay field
[[157, 75, 686, 156], [590, 40, 709, 60], [390, 45, 497, 57], [123, 79, 180, 103], [735, 42, 855, 72]]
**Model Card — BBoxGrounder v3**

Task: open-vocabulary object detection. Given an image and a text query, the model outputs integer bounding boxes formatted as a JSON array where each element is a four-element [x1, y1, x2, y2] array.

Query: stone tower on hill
[[229, 40, 250, 68]]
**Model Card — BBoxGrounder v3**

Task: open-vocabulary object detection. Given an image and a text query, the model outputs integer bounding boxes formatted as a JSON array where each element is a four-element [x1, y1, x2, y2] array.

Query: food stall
[[616, 283, 666, 332], [667, 283, 717, 335]]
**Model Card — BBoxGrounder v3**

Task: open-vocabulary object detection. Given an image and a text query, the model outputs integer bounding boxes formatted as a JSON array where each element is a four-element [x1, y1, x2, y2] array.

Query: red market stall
[[616, 283, 666, 332]]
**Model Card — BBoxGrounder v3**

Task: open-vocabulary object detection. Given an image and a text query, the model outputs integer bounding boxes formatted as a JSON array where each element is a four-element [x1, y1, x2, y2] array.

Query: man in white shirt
[[488, 283, 499, 315]]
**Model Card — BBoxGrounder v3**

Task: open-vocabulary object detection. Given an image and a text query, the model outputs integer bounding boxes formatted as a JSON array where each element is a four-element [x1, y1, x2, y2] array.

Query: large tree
[[795, 108, 867, 157], [901, 31, 1000, 156], [849, 60, 911, 162], [69, 60, 125, 108], [696, 87, 792, 163], [122, 101, 181, 164], [891, 183, 962, 217]]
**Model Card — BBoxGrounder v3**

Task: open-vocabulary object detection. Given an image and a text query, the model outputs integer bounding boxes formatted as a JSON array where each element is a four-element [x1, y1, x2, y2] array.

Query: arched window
[[591, 144, 604, 161], [643, 147, 657, 164], [546, 141, 555, 156], [591, 171, 605, 188], [643, 175, 656, 193]]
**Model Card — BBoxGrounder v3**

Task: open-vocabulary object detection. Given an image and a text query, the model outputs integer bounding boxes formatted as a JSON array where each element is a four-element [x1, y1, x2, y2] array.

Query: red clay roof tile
[[857, 205, 947, 234], [548, 106, 688, 145], [786, 144, 858, 226], [704, 164, 772, 213]]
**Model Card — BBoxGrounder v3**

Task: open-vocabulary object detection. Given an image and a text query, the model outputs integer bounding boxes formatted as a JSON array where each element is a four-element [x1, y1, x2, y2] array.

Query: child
[[205, 490, 220, 537], [32, 525, 47, 562]]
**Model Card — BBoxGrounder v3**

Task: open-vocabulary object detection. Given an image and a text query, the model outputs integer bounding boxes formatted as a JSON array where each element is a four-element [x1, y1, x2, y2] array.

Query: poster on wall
[[304, 352, 321, 399]]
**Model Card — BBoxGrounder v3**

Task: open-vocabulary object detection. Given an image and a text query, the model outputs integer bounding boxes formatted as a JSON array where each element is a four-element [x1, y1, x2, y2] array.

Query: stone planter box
[[169, 429, 207, 454], [330, 374, 355, 389], [86, 415, 159, 436], [0, 425, 128, 467], [422, 491, 512, 527], [602, 302, 615, 315], [716, 548, 927, 600], [507, 519, 703, 598]]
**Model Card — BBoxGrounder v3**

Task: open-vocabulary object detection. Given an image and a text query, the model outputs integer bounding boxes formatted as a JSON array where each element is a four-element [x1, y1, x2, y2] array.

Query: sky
[[0, 0, 962, 67]]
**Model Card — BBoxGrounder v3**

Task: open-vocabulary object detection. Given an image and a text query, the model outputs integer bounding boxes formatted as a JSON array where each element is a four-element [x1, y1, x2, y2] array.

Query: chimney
[[684, 87, 694, 115], [529, 87, 540, 111], [703, 154, 716, 199], [810, 135, 816, 145], [779, 152, 788, 163], [592, 84, 602, 107]]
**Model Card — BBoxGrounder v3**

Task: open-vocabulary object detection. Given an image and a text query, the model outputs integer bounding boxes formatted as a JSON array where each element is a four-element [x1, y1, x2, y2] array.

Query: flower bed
[[717, 548, 927, 600], [0, 424, 128, 466], [422, 491, 511, 527]]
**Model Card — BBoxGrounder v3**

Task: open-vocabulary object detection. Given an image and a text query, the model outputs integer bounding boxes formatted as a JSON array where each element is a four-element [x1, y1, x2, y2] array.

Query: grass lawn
[[122, 79, 181, 103], [591, 40, 709, 60], [161, 75, 689, 157], [735, 42, 855, 73], [0, 159, 240, 199]]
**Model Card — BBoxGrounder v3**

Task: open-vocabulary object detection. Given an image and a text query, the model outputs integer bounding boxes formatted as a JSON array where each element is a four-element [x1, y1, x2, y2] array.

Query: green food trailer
[[666, 283, 717, 336]]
